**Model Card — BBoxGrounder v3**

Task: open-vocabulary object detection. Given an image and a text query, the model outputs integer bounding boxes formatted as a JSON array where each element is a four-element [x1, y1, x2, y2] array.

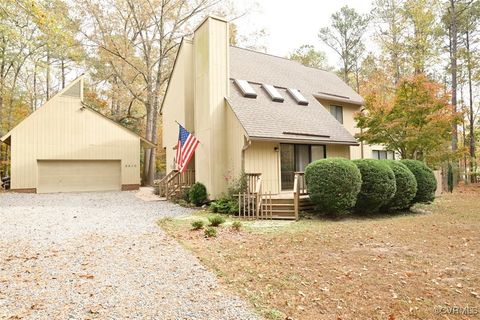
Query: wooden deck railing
[[238, 173, 273, 219], [293, 172, 307, 220], [158, 169, 195, 200], [246, 173, 261, 193]]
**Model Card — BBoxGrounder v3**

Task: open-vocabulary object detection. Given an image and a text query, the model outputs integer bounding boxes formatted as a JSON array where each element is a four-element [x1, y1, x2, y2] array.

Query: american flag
[[175, 124, 199, 173]]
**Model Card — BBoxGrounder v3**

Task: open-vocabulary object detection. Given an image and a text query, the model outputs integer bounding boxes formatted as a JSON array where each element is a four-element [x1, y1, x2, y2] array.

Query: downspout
[[241, 137, 251, 173], [360, 128, 365, 159], [359, 106, 365, 159]]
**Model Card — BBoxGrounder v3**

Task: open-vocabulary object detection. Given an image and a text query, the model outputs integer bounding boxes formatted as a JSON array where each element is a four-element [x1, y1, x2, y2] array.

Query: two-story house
[[161, 16, 390, 217]]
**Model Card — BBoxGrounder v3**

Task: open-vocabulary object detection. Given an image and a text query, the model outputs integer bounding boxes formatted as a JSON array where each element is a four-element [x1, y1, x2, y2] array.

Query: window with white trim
[[372, 150, 395, 160], [330, 105, 343, 124]]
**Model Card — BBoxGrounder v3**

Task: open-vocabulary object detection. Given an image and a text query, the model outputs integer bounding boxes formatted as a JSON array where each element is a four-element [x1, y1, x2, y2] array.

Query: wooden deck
[[239, 172, 314, 220]]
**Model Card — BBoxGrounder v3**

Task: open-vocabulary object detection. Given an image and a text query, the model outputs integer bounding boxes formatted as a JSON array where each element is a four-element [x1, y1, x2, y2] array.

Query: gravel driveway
[[0, 191, 259, 320]]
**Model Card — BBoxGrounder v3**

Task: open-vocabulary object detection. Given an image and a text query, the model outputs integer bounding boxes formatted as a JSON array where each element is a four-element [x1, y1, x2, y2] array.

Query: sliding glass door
[[280, 144, 295, 190], [280, 144, 325, 190]]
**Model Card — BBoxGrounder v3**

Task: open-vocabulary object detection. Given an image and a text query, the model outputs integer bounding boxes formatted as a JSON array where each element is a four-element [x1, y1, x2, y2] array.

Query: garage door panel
[[37, 160, 121, 193]]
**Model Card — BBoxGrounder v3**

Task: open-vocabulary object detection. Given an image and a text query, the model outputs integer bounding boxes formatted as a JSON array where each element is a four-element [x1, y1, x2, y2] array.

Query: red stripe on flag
[[181, 135, 195, 162], [179, 139, 199, 172]]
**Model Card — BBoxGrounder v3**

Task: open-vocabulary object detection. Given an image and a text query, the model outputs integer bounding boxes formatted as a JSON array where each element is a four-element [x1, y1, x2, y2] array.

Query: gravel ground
[[0, 191, 260, 320]]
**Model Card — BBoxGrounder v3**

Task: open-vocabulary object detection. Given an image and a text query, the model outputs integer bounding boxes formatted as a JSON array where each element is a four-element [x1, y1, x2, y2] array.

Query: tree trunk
[[466, 28, 476, 182], [450, 0, 458, 153], [0, 37, 5, 125], [143, 103, 153, 185], [46, 49, 51, 100], [61, 58, 66, 89], [148, 109, 158, 183], [33, 62, 37, 111], [343, 58, 349, 84]]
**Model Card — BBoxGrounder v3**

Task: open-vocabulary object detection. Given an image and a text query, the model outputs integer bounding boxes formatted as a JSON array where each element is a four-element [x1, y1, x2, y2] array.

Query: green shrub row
[[305, 157, 436, 214]]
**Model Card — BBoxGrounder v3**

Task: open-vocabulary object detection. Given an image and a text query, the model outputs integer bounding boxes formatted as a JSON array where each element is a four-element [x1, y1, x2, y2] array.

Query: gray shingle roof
[[227, 47, 361, 144], [229, 47, 364, 105]]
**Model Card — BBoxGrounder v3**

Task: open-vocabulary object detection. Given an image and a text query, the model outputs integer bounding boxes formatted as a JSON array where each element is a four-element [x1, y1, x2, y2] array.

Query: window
[[262, 84, 284, 102], [233, 79, 257, 98], [287, 88, 309, 105], [372, 150, 395, 160], [330, 105, 343, 124]]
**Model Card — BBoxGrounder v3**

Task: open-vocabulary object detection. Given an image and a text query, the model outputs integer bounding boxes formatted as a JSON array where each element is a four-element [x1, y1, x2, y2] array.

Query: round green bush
[[400, 159, 437, 205], [353, 159, 396, 213], [188, 182, 208, 206], [305, 158, 362, 213], [381, 160, 417, 211]]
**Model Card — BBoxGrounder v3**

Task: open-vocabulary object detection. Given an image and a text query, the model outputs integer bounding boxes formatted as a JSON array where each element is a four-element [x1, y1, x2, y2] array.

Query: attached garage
[[0, 76, 155, 193]]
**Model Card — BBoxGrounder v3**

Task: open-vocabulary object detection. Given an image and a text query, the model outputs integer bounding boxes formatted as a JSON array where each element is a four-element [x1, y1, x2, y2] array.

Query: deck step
[[261, 203, 294, 209], [263, 209, 295, 213], [263, 198, 294, 204], [270, 215, 296, 220]]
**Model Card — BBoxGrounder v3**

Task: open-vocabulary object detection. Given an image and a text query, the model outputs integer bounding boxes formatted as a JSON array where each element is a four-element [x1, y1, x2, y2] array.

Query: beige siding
[[225, 105, 246, 182], [244, 141, 280, 194], [162, 41, 194, 171], [326, 144, 350, 158], [10, 94, 140, 190], [317, 98, 387, 159], [193, 17, 229, 198]]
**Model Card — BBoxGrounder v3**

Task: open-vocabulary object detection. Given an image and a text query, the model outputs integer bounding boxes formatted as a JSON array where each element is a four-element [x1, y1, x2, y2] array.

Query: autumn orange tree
[[356, 74, 461, 165]]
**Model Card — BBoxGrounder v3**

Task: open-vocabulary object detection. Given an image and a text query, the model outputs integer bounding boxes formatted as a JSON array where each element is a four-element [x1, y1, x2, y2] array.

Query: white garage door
[[37, 160, 121, 193]]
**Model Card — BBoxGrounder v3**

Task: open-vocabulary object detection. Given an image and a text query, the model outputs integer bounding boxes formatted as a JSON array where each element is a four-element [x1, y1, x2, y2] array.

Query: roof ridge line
[[229, 45, 331, 73]]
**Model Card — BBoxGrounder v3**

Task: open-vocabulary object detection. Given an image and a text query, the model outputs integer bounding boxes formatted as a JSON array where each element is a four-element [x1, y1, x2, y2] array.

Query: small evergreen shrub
[[188, 182, 208, 206], [176, 199, 189, 207], [210, 197, 238, 214], [191, 219, 205, 230], [180, 187, 191, 202], [400, 159, 437, 205], [447, 163, 454, 193], [305, 158, 362, 213], [353, 159, 396, 213], [382, 160, 417, 211], [227, 172, 248, 195], [204, 227, 218, 238], [208, 214, 226, 227], [231, 221, 242, 231]]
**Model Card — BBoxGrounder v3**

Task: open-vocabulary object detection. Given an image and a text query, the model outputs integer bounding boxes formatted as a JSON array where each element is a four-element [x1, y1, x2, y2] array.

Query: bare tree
[[78, 0, 220, 185]]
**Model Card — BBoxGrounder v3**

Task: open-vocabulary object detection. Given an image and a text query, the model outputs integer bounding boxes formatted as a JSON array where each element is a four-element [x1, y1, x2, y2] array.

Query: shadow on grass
[[300, 205, 432, 223]]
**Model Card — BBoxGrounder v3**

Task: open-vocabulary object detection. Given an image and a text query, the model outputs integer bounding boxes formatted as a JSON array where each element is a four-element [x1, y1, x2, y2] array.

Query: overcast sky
[[234, 0, 375, 67]]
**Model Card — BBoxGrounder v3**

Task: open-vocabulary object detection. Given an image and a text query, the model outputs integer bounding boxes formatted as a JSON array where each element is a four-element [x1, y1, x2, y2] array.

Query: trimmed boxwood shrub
[[305, 158, 362, 213], [188, 182, 208, 206], [400, 159, 437, 205], [382, 160, 417, 211], [353, 159, 396, 213]]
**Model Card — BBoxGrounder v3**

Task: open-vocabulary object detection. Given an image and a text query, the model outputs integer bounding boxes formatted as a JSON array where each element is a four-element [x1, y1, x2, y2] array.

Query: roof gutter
[[313, 93, 364, 106], [249, 136, 359, 146]]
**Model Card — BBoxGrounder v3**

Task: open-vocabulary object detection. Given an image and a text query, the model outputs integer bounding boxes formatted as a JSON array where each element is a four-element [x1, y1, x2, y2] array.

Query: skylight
[[234, 79, 257, 98], [262, 84, 284, 102], [287, 88, 309, 106]]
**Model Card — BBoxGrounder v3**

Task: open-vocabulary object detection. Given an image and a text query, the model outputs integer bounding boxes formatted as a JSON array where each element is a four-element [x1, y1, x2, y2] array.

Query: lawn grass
[[158, 184, 480, 320]]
